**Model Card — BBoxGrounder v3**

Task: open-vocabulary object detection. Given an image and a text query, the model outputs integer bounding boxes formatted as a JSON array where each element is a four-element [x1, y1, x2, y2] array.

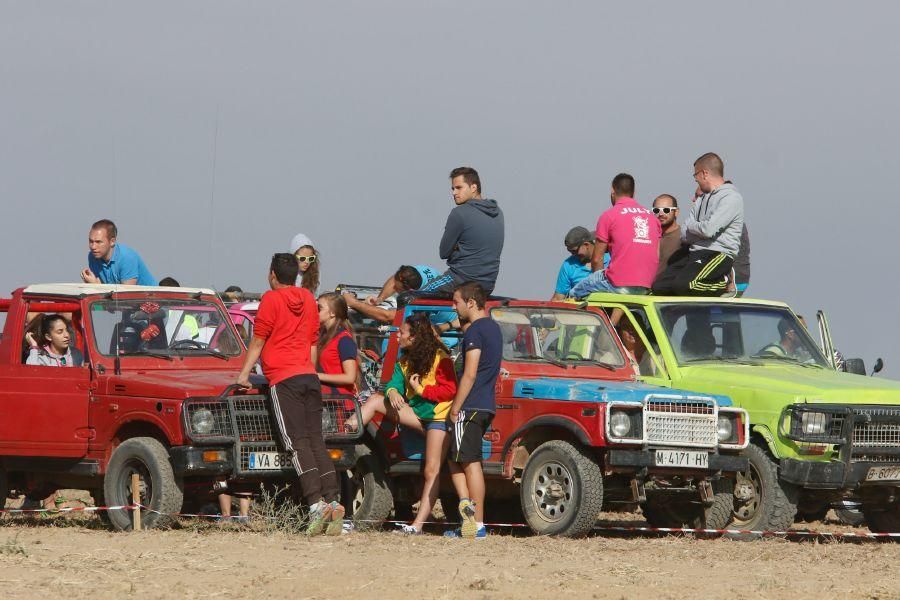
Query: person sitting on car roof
[[289, 233, 320, 295], [551, 226, 610, 301], [342, 265, 441, 324]]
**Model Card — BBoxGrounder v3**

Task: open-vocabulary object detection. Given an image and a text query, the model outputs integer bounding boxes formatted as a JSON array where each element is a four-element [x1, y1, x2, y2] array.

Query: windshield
[[490, 307, 626, 368], [657, 303, 829, 368], [90, 299, 242, 358]]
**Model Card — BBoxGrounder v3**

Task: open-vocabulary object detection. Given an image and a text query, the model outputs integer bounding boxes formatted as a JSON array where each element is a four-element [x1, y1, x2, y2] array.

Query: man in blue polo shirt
[[551, 226, 611, 301], [80, 219, 157, 286]]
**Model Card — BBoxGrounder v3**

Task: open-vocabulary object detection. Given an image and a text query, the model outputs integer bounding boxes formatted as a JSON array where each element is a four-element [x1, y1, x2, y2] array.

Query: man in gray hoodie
[[653, 153, 744, 296], [421, 167, 505, 295]]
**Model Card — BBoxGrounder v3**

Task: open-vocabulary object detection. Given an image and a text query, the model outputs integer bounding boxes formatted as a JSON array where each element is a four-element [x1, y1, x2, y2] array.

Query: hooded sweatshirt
[[438, 198, 505, 285], [681, 182, 744, 257], [253, 285, 319, 385]]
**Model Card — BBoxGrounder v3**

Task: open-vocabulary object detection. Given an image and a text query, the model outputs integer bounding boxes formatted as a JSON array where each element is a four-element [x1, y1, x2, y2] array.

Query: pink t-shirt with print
[[595, 197, 661, 288]]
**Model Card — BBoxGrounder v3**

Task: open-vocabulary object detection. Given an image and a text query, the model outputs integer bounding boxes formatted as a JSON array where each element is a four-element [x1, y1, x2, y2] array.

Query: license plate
[[654, 450, 709, 469], [248, 452, 292, 470], [866, 466, 900, 482]]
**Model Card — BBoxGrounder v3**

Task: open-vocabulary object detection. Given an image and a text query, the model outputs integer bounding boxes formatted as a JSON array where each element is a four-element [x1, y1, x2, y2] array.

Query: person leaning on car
[[80, 219, 157, 286]]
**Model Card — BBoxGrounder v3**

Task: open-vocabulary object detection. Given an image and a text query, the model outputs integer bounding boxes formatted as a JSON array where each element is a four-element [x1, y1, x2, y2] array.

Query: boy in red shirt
[[236, 253, 344, 535], [569, 173, 661, 297]]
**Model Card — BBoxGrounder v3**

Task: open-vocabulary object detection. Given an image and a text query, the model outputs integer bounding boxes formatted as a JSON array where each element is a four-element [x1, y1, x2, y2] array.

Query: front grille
[[645, 400, 717, 448], [853, 454, 900, 464], [185, 392, 363, 475], [852, 407, 900, 447]]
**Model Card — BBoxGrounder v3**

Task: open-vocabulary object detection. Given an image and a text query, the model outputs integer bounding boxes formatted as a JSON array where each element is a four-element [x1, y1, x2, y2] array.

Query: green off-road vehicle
[[582, 293, 900, 533]]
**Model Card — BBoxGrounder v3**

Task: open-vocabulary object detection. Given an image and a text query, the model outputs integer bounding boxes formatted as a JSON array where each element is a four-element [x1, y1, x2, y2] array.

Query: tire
[[642, 491, 733, 533], [834, 507, 866, 528], [90, 488, 112, 526], [346, 454, 393, 529], [861, 504, 900, 533], [520, 440, 603, 537], [102, 437, 184, 531], [728, 442, 798, 538], [0, 468, 8, 509]]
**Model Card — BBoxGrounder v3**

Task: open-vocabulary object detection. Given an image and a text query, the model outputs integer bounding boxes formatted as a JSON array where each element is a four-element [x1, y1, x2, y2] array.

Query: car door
[[0, 301, 91, 457]]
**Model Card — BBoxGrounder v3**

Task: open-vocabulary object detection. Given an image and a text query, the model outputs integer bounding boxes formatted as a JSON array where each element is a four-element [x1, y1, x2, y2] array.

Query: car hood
[[677, 363, 900, 404], [103, 370, 241, 400], [513, 377, 732, 406]]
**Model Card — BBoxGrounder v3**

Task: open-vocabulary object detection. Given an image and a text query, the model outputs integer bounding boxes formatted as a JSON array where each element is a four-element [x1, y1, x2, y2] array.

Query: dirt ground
[[2, 500, 900, 600]]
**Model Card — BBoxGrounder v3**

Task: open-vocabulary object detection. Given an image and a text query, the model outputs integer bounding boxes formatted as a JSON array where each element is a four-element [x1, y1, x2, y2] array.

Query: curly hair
[[402, 312, 449, 378]]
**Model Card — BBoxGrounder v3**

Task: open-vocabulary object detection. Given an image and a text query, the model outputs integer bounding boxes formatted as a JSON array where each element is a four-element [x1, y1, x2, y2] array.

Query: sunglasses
[[652, 207, 676, 215], [295, 255, 317, 264]]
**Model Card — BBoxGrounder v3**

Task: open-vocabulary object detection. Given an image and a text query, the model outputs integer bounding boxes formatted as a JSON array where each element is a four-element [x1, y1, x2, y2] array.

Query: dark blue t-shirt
[[460, 316, 502, 413]]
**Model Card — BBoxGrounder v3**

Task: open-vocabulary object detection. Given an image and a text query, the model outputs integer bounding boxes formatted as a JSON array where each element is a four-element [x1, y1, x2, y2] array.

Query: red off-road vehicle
[[333, 296, 750, 537], [0, 284, 357, 530]]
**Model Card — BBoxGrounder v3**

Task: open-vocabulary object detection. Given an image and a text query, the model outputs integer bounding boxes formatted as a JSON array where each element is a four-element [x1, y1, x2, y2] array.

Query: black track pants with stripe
[[270, 374, 339, 505], [652, 248, 734, 296]]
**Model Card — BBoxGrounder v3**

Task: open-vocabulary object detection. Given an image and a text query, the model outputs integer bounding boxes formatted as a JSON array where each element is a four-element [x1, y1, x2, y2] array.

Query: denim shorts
[[425, 420, 449, 432]]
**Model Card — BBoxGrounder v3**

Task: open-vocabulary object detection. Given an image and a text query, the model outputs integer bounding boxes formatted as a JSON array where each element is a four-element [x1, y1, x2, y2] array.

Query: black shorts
[[450, 410, 494, 463]]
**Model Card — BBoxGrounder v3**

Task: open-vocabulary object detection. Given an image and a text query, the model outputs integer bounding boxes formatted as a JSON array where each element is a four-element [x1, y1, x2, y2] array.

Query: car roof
[[22, 283, 218, 297], [582, 292, 791, 309]]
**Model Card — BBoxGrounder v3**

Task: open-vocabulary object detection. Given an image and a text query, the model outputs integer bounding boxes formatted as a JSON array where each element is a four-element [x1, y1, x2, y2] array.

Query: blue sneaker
[[458, 498, 478, 539], [443, 525, 487, 539]]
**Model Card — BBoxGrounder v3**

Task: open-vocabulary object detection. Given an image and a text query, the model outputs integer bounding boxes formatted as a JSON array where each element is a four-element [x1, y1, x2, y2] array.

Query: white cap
[[289, 233, 315, 254]]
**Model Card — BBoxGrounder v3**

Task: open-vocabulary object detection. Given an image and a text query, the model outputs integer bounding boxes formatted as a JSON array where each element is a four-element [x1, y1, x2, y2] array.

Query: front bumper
[[607, 449, 748, 473], [781, 458, 900, 489], [170, 446, 234, 477]]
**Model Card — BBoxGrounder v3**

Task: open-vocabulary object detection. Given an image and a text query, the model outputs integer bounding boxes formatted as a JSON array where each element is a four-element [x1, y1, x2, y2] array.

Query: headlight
[[322, 409, 337, 433], [717, 415, 734, 442], [801, 412, 827, 435], [191, 408, 215, 435], [610, 411, 632, 437]]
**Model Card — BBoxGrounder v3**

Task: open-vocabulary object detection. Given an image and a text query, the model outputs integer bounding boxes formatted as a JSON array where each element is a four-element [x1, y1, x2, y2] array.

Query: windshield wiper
[[118, 350, 173, 361], [175, 348, 230, 361], [516, 353, 568, 369], [750, 354, 824, 368], [683, 356, 755, 365], [566, 358, 618, 370]]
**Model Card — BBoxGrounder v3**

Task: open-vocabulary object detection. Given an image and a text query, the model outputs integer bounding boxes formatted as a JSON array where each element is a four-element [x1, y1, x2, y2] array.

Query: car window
[[490, 306, 625, 367], [657, 303, 829, 367], [90, 299, 242, 357]]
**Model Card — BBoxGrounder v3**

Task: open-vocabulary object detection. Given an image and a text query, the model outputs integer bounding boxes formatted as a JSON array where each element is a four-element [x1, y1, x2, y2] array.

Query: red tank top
[[317, 329, 358, 396]]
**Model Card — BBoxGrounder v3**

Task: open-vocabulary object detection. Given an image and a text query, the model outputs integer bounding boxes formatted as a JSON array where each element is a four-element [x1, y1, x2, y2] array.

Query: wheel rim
[[529, 461, 575, 523], [119, 459, 152, 511], [732, 463, 763, 526]]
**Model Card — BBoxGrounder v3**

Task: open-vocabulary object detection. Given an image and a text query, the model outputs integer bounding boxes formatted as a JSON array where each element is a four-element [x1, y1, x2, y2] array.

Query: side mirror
[[843, 358, 866, 376], [872, 358, 884, 376]]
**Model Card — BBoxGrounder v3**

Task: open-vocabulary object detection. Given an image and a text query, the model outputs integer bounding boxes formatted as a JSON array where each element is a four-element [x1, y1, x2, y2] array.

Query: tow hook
[[630, 478, 647, 503], [699, 480, 714, 506]]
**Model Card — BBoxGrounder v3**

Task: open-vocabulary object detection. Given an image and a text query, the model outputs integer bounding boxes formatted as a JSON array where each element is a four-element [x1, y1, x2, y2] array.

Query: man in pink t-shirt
[[569, 173, 661, 297]]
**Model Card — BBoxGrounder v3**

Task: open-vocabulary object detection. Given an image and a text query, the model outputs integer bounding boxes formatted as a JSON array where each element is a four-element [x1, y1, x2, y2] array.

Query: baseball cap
[[564, 226, 593, 250]]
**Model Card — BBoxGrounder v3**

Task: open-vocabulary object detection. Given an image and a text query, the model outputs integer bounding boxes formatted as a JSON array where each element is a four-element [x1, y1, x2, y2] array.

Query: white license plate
[[866, 466, 900, 482], [248, 452, 292, 470], [654, 450, 709, 469]]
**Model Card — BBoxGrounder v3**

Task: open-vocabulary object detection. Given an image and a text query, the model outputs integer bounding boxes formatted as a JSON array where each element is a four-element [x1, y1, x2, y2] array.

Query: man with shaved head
[[652, 153, 744, 296], [651, 194, 681, 278]]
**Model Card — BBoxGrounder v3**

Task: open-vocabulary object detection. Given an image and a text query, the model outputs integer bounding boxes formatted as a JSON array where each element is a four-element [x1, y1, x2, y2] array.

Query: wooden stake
[[131, 473, 142, 531]]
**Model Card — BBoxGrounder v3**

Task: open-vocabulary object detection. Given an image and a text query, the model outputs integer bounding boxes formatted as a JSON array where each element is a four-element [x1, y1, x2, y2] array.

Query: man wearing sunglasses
[[652, 194, 681, 278], [551, 226, 610, 301], [653, 153, 744, 297]]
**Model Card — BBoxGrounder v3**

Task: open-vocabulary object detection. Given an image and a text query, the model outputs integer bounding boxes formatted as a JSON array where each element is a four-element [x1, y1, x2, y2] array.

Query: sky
[[1, 1, 898, 376]]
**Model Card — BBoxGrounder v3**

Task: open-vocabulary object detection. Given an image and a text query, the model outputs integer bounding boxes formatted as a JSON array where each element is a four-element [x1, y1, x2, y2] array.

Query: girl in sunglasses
[[289, 233, 321, 294]]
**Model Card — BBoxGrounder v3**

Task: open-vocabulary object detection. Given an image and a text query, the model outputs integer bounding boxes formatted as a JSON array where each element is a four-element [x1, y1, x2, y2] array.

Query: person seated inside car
[[25, 314, 83, 367], [616, 318, 650, 376], [757, 318, 811, 361]]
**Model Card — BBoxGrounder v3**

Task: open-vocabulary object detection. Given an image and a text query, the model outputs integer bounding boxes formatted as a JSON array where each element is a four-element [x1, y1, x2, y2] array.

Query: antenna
[[207, 104, 220, 291]]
